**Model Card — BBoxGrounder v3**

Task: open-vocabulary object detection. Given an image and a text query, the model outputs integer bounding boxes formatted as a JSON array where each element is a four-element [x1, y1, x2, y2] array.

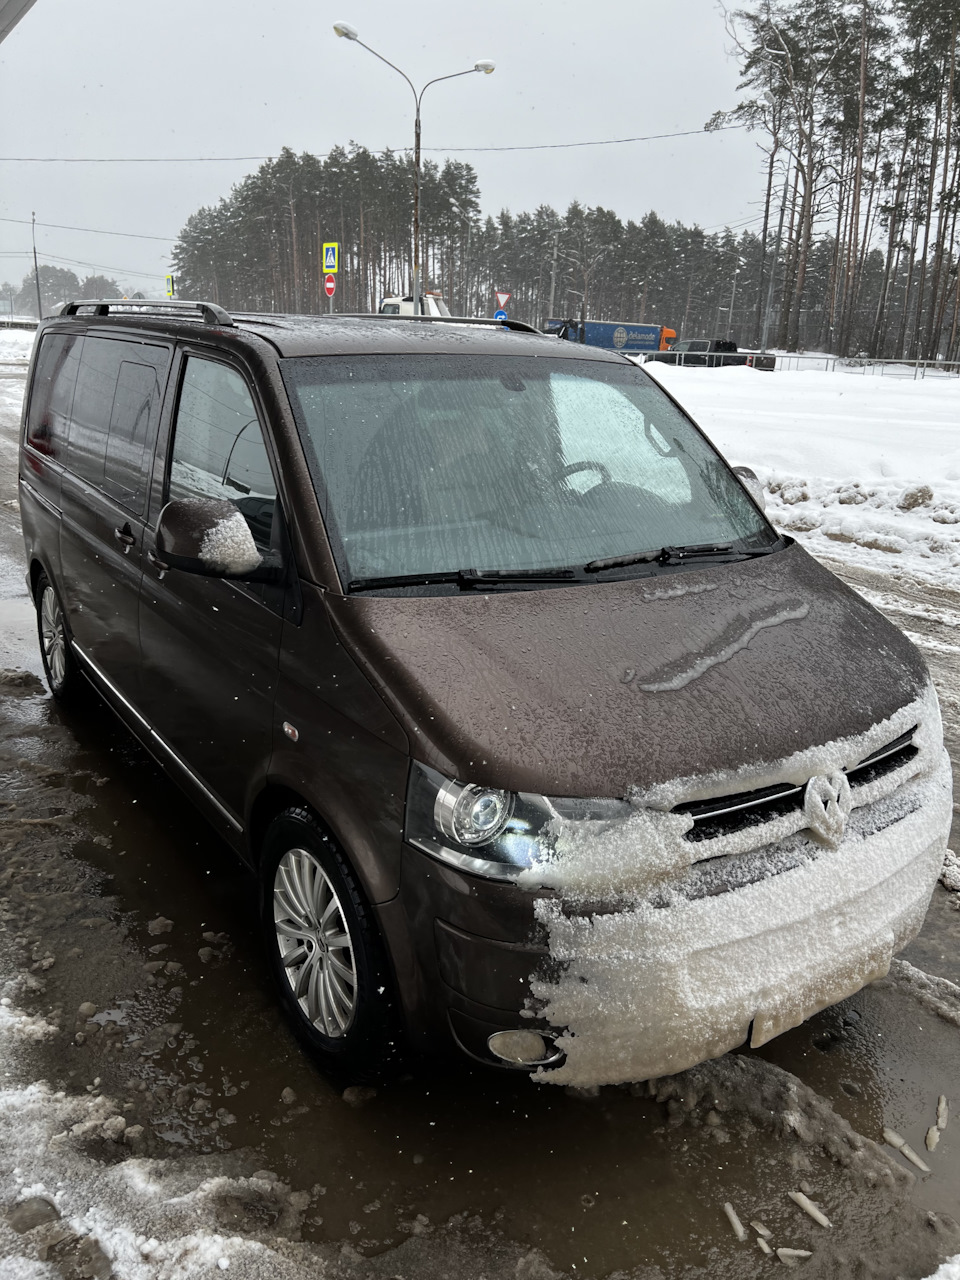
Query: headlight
[[405, 762, 631, 881], [435, 779, 513, 845]]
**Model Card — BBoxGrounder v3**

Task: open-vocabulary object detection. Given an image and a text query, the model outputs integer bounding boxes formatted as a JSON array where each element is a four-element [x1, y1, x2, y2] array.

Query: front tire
[[35, 572, 80, 701], [260, 807, 402, 1082]]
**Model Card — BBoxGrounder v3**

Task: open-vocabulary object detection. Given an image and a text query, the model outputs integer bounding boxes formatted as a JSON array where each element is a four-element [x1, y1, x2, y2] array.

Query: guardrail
[[643, 350, 960, 379], [771, 353, 960, 379], [0, 359, 30, 374]]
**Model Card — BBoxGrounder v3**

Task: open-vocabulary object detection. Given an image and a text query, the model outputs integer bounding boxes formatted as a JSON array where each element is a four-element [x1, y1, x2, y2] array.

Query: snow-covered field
[[645, 361, 960, 587], [0, 329, 34, 360]]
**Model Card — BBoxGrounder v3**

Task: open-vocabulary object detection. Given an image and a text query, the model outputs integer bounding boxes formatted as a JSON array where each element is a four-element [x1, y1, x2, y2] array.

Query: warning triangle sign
[[495, 291, 511, 308]]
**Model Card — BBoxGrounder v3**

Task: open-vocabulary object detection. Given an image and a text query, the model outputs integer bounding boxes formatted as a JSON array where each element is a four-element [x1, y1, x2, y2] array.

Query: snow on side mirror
[[732, 466, 766, 511], [156, 498, 263, 577]]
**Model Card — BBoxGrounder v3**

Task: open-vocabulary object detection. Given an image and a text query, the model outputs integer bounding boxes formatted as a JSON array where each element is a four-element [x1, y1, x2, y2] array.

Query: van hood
[[326, 542, 928, 797]]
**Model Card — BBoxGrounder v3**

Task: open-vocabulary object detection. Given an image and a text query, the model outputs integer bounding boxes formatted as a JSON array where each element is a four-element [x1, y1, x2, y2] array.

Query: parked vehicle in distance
[[647, 337, 776, 370], [18, 298, 950, 1088], [544, 317, 676, 354], [378, 292, 450, 316]]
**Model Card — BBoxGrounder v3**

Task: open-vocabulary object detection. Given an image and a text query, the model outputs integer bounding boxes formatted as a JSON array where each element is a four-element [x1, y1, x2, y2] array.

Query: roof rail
[[337, 313, 542, 336], [58, 299, 234, 327]]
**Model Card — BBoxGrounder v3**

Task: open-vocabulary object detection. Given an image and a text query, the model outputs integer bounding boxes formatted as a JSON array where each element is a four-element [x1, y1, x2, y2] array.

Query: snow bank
[[0, 329, 35, 362], [526, 685, 952, 1086], [644, 363, 960, 586]]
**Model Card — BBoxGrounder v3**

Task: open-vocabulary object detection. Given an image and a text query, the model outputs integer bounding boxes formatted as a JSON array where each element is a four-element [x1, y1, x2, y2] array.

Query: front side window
[[281, 354, 774, 585], [168, 356, 277, 550]]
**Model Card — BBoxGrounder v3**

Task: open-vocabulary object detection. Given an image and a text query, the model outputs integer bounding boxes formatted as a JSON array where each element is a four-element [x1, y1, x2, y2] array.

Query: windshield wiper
[[347, 566, 580, 593], [585, 542, 776, 573], [584, 548, 662, 573]]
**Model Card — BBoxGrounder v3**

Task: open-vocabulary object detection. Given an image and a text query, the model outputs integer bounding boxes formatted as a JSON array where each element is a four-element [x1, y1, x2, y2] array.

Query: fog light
[[487, 1029, 549, 1064]]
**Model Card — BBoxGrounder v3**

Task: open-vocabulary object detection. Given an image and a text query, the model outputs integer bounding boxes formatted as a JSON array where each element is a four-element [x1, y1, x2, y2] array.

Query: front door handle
[[147, 548, 169, 575], [113, 523, 136, 553]]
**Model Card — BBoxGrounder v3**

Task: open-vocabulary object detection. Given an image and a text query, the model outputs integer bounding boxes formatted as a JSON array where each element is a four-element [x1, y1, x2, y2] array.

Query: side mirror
[[732, 466, 766, 511], [156, 498, 283, 581]]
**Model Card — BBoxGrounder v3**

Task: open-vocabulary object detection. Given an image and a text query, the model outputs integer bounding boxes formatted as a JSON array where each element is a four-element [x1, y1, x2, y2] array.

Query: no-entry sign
[[324, 274, 337, 298]]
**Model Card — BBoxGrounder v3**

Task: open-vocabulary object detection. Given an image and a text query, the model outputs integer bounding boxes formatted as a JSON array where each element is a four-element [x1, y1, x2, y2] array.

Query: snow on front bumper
[[529, 749, 952, 1088]]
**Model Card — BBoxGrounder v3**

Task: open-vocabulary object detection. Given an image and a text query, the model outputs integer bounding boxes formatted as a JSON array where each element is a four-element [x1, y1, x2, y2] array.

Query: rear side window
[[26, 333, 83, 461], [168, 356, 277, 551], [67, 335, 169, 514], [104, 360, 163, 507]]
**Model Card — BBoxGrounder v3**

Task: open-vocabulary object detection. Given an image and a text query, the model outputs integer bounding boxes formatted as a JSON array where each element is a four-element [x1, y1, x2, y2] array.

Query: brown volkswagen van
[[18, 300, 952, 1086]]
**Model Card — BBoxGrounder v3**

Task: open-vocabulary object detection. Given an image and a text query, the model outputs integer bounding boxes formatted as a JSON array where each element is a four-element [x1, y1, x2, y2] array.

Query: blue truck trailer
[[544, 318, 676, 353]]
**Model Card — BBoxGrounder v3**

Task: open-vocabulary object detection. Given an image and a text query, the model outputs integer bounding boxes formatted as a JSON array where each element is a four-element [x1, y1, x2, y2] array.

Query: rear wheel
[[35, 572, 80, 701], [260, 807, 402, 1082]]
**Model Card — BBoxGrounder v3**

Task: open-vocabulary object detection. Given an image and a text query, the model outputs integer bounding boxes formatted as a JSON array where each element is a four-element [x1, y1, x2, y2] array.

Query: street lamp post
[[334, 22, 494, 312]]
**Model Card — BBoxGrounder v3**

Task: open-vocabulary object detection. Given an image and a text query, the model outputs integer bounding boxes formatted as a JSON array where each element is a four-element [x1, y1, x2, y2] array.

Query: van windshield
[[280, 355, 775, 586]]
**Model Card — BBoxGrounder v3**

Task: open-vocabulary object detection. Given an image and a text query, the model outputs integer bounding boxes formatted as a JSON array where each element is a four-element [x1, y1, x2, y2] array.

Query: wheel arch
[[246, 769, 403, 906]]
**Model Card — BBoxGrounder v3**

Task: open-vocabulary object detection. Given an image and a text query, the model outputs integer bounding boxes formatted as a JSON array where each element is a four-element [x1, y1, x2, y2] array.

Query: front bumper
[[528, 751, 952, 1086], [388, 750, 951, 1082]]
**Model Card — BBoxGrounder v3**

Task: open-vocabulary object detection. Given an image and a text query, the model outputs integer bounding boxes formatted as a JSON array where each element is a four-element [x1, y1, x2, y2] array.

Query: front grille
[[674, 780, 804, 843], [846, 727, 918, 788], [673, 725, 919, 843]]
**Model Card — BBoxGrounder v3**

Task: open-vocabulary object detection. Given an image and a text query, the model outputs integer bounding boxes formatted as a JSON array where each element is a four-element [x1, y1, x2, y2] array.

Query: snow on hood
[[331, 541, 929, 797]]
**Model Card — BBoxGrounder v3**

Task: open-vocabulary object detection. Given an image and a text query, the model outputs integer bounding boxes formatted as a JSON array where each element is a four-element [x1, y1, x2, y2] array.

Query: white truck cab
[[379, 293, 451, 317]]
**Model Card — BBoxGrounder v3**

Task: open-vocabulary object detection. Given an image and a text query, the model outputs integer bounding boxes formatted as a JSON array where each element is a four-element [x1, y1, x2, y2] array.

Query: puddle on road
[[2, 674, 960, 1278]]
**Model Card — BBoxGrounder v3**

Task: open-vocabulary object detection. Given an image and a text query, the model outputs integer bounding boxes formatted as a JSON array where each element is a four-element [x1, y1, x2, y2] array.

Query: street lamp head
[[474, 59, 495, 73], [333, 21, 358, 39]]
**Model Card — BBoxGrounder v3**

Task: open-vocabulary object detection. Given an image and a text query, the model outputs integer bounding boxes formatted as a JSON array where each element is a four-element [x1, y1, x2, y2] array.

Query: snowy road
[[1, 345, 960, 1279]]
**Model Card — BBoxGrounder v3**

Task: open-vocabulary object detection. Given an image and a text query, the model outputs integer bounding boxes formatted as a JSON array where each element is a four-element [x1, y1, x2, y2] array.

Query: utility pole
[[546, 229, 559, 324], [31, 212, 43, 319]]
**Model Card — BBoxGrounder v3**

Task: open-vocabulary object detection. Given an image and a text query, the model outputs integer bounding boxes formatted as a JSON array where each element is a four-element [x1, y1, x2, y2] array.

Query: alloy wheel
[[273, 847, 358, 1037], [40, 585, 67, 690]]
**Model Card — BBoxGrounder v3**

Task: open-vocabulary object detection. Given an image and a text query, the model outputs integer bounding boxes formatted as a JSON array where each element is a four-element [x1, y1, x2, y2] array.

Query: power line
[[0, 125, 745, 163], [0, 215, 174, 242], [429, 126, 745, 152], [35, 250, 167, 280]]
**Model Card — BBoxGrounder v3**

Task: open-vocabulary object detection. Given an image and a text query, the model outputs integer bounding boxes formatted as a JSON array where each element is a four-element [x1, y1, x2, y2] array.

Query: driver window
[[168, 357, 277, 549], [550, 373, 691, 503]]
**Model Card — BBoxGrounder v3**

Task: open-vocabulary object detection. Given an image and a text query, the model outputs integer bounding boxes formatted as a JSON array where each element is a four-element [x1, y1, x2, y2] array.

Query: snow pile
[[0, 996, 58, 1043], [526, 685, 952, 1086], [644, 363, 960, 585]]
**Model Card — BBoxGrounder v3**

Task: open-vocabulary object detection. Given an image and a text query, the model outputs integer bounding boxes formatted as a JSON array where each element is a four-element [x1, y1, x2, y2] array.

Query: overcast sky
[[0, 0, 765, 299]]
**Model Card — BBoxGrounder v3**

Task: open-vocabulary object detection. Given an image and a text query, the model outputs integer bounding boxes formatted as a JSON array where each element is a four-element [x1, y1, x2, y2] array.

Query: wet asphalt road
[[2, 368, 960, 1279]]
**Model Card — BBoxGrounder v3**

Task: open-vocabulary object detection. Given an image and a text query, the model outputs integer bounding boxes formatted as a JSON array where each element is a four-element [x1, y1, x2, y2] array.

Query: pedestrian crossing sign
[[323, 242, 339, 273]]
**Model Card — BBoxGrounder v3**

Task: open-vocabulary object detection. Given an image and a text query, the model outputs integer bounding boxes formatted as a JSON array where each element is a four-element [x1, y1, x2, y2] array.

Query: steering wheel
[[561, 460, 612, 485]]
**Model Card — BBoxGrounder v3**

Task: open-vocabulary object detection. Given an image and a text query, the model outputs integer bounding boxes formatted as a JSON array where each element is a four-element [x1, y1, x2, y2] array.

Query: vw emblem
[[613, 326, 628, 348], [804, 772, 852, 848]]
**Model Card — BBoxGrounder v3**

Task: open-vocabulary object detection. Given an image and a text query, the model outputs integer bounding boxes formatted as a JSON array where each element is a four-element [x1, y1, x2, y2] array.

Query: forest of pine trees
[[171, 0, 960, 359]]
